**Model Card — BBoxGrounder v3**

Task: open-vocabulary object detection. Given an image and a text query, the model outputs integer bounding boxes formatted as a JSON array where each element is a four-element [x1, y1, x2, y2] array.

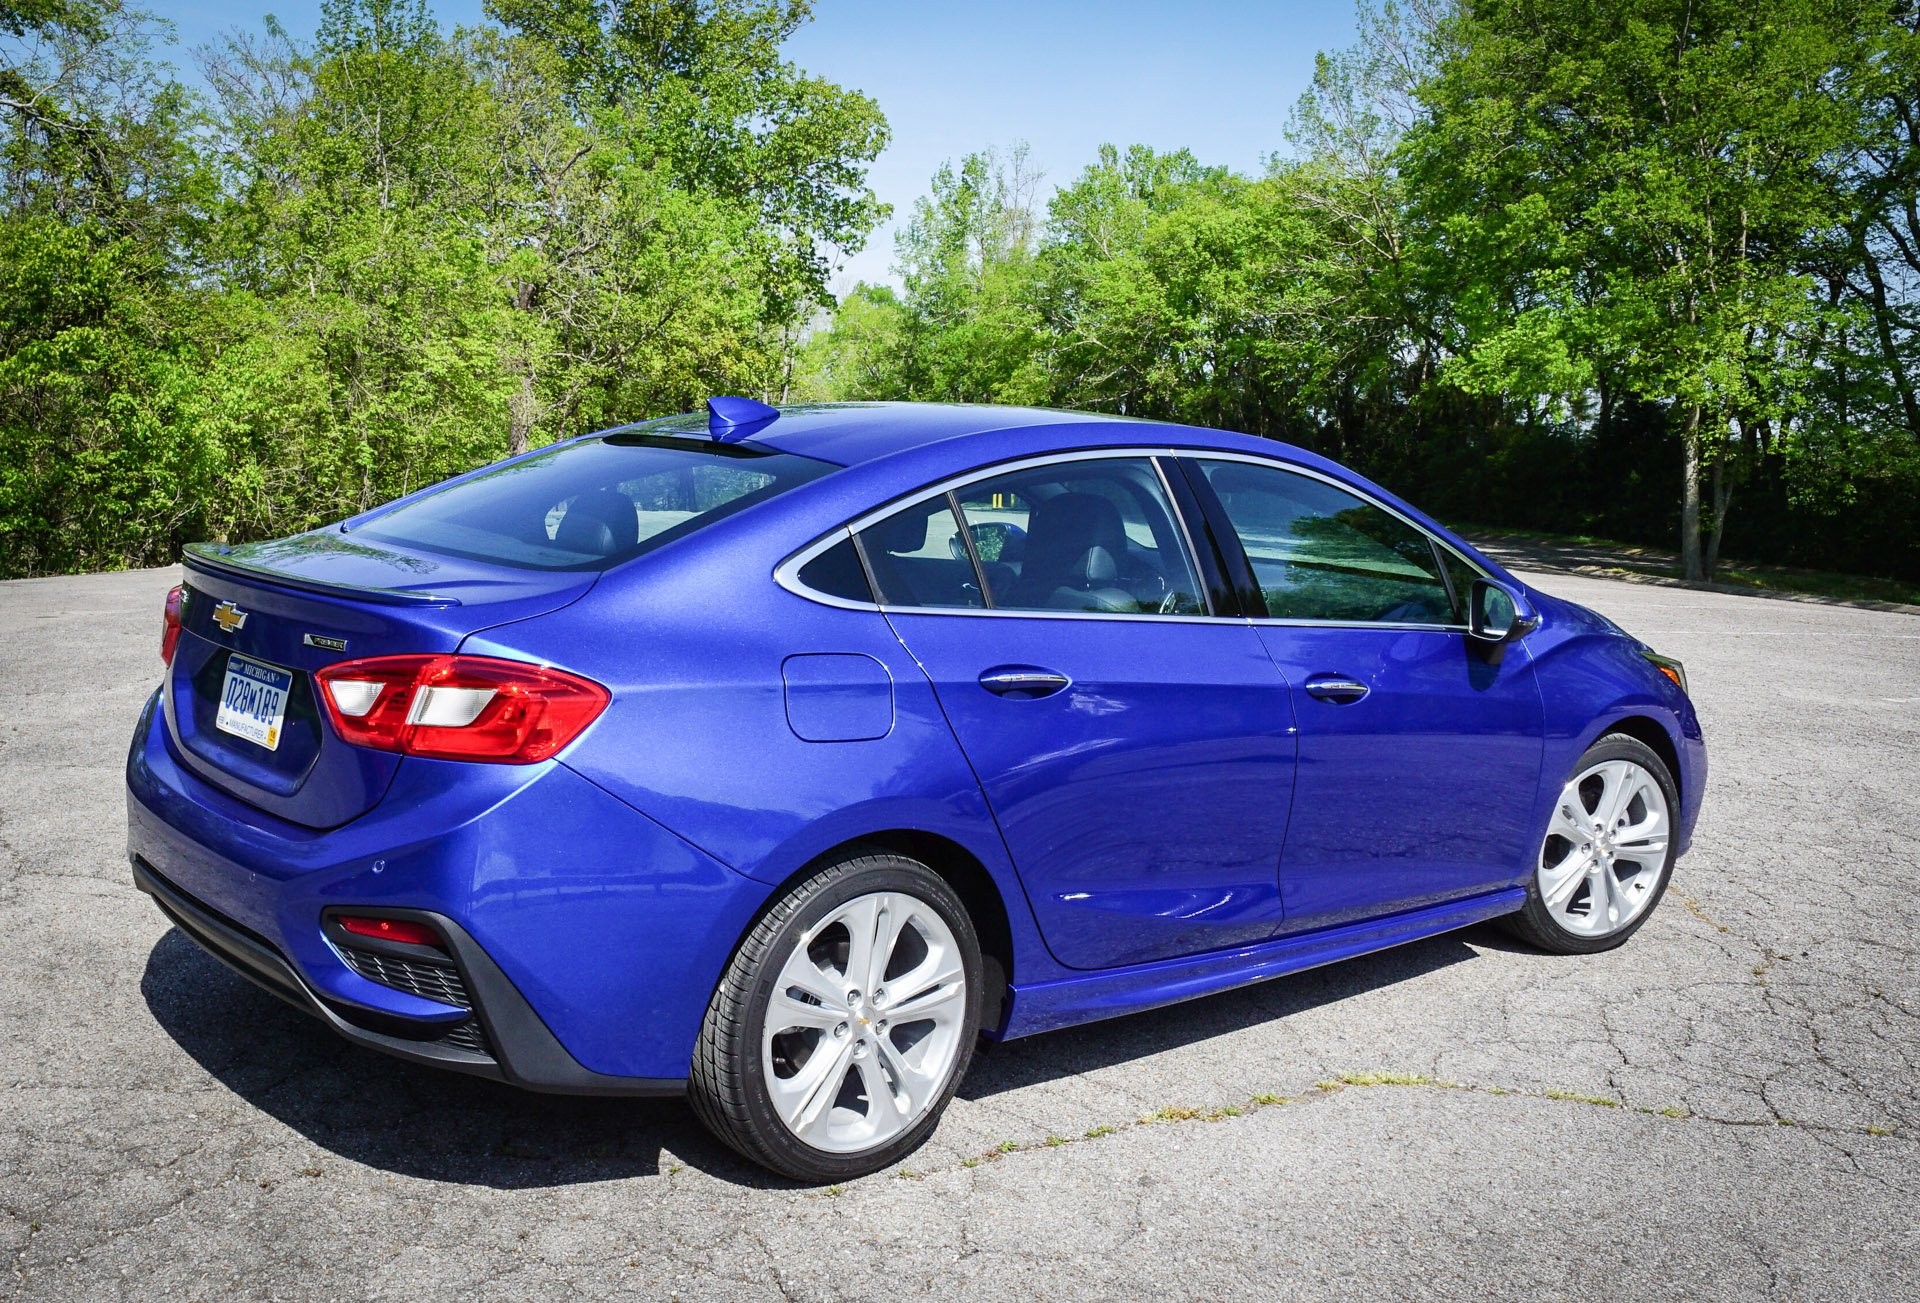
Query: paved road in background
[[3, 564, 1916, 1301]]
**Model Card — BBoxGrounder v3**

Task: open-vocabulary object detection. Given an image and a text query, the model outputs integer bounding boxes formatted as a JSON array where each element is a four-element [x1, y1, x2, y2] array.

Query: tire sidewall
[[1523, 733, 1680, 954], [734, 857, 983, 1181]]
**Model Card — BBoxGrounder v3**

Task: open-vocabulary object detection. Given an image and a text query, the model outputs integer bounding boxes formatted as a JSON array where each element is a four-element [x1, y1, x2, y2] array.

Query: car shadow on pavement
[[140, 930, 777, 1191], [143, 923, 1498, 1189]]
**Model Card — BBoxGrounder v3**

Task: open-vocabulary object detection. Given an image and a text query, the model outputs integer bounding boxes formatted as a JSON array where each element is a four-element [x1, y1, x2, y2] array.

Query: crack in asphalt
[[904, 1068, 1918, 1185], [4, 566, 1918, 1300]]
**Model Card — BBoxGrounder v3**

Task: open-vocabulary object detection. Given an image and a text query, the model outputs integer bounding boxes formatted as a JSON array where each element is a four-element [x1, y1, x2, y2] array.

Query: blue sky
[[153, 0, 1361, 290]]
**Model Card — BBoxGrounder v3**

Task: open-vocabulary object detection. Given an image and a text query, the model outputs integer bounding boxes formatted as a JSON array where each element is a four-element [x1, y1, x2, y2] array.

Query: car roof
[[592, 400, 1519, 586], [609, 401, 1270, 468]]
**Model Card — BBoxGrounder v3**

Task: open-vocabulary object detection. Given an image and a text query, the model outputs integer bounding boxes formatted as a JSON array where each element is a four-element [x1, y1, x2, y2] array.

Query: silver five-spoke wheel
[[1538, 757, 1671, 938], [689, 852, 982, 1181], [763, 890, 969, 1153]]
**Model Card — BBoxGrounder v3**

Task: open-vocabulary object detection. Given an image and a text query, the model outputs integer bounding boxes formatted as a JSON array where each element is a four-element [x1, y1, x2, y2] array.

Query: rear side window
[[355, 435, 837, 570], [855, 496, 984, 608], [851, 457, 1208, 616], [797, 535, 874, 603], [1195, 459, 1456, 624], [953, 458, 1206, 615]]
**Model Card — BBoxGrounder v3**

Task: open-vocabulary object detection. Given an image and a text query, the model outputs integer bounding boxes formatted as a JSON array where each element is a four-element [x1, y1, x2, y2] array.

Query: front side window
[[1194, 459, 1456, 625], [1438, 547, 1484, 623]]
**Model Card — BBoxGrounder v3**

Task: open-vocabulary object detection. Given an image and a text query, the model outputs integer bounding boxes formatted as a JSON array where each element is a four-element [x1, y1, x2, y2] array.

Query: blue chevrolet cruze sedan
[[127, 399, 1705, 1179]]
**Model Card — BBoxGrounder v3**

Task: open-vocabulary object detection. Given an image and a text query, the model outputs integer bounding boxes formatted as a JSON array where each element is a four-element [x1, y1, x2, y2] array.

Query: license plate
[[215, 655, 292, 752]]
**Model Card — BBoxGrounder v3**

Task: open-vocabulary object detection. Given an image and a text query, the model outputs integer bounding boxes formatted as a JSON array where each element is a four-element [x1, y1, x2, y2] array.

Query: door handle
[[1304, 674, 1370, 704], [978, 666, 1071, 699]]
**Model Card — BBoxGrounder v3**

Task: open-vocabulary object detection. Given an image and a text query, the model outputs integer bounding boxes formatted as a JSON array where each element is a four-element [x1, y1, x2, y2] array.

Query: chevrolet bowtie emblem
[[211, 601, 248, 634]]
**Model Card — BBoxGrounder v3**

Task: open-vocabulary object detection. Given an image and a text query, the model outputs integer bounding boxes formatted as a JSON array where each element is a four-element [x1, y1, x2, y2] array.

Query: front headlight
[[1641, 648, 1688, 695]]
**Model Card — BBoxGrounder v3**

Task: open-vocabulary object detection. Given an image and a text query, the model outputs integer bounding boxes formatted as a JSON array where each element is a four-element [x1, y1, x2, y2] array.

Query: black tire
[[1502, 732, 1679, 955], [687, 851, 983, 1182]]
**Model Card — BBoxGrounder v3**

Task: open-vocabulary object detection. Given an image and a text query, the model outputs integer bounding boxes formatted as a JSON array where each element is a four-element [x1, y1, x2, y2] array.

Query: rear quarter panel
[[456, 483, 1066, 994]]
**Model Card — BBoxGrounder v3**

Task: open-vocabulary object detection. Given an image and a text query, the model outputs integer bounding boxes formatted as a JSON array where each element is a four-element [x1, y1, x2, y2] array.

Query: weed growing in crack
[[1144, 1105, 1203, 1123], [1545, 1089, 1621, 1107], [1328, 1071, 1444, 1088]]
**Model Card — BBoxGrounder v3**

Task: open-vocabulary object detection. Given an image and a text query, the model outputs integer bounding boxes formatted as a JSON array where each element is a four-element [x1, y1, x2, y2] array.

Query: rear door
[[866, 454, 1299, 971], [1180, 456, 1545, 931]]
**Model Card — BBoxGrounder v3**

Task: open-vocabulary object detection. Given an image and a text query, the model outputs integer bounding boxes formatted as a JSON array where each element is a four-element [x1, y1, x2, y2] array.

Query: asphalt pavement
[[2, 562, 1915, 1301]]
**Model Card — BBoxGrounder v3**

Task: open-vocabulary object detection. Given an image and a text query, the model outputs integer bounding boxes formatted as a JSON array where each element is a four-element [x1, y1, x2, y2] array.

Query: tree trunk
[[507, 368, 537, 458], [1861, 244, 1920, 445], [1680, 403, 1704, 581], [1704, 448, 1734, 581]]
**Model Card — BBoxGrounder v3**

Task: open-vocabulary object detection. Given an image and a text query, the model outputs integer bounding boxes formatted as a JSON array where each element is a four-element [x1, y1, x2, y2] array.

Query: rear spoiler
[[183, 542, 461, 608]]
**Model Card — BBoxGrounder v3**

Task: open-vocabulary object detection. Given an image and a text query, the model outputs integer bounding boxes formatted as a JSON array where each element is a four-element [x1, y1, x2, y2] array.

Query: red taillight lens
[[160, 584, 185, 664], [335, 915, 445, 948], [314, 654, 609, 764]]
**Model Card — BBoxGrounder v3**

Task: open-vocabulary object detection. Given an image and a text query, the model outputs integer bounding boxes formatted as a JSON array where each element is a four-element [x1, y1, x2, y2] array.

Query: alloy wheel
[[1537, 759, 1671, 938], [761, 890, 969, 1154]]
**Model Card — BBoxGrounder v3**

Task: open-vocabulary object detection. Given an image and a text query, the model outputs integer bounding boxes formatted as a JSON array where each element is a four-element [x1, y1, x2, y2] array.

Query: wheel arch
[[1592, 713, 1684, 807]]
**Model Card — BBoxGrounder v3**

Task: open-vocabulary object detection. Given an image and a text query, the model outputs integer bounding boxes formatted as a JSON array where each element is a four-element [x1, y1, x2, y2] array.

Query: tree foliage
[[803, 0, 1920, 583], [4, 0, 1917, 583], [0, 0, 885, 575]]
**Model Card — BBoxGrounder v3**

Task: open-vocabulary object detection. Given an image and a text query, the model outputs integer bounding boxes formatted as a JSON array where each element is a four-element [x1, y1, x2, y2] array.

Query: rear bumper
[[126, 687, 770, 1086], [132, 858, 680, 1094]]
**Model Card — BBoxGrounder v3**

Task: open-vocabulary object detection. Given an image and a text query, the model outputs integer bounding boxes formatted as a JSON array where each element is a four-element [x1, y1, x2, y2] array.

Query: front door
[[1180, 455, 1546, 932], [859, 455, 1299, 970]]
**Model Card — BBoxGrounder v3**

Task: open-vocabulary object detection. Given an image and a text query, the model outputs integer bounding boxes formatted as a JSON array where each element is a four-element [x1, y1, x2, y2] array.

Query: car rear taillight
[[160, 584, 185, 664], [314, 654, 609, 764]]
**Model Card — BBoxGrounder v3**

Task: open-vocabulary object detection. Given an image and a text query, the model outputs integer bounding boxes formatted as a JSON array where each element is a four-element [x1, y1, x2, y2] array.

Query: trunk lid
[[165, 532, 597, 829]]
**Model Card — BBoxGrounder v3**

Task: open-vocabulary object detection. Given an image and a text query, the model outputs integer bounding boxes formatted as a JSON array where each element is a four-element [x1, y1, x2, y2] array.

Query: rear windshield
[[354, 435, 837, 570]]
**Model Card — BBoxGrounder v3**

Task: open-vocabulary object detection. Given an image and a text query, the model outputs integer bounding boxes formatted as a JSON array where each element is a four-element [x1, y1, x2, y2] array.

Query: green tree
[[791, 282, 905, 400], [1837, 5, 1919, 447], [888, 145, 1048, 402], [1403, 0, 1881, 578], [193, 0, 890, 518], [484, 0, 889, 322], [200, 0, 516, 526], [0, 0, 221, 574]]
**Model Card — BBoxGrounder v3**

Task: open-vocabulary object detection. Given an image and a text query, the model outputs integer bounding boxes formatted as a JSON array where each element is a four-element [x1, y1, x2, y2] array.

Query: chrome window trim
[[775, 444, 1491, 631], [1181, 450, 1482, 632], [1249, 618, 1468, 633], [774, 527, 883, 612], [867, 604, 1242, 626], [870, 607, 1472, 629]]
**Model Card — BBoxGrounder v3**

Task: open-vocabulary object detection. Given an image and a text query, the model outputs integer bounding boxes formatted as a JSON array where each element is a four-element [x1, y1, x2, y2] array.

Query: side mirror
[[1468, 577, 1540, 643]]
